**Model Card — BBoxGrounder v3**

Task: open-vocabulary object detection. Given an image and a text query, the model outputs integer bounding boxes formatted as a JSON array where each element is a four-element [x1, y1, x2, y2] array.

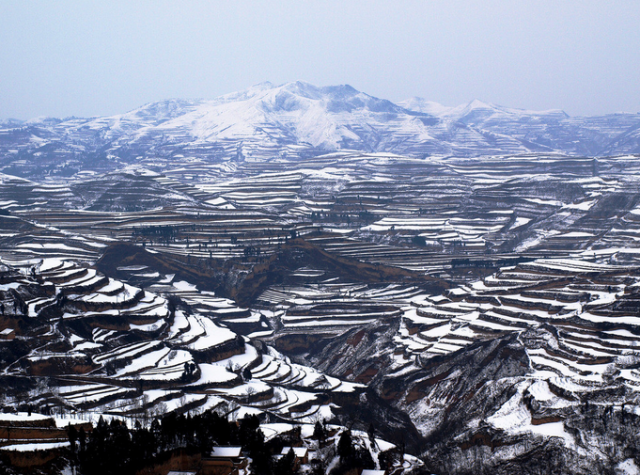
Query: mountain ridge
[[2, 81, 640, 178]]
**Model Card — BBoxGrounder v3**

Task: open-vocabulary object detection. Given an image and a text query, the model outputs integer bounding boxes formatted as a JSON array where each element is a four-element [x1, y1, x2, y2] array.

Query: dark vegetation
[[62, 412, 385, 475], [67, 412, 300, 475], [331, 429, 374, 475]]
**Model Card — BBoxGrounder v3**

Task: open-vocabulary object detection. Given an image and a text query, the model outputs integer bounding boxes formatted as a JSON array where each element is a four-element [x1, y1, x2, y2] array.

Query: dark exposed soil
[[96, 238, 449, 307]]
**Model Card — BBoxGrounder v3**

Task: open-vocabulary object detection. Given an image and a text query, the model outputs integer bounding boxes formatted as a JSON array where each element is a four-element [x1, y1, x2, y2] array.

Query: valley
[[1, 151, 640, 473]]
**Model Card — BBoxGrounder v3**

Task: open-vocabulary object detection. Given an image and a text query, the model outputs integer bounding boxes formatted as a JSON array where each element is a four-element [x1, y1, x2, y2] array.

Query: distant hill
[[1, 81, 640, 178]]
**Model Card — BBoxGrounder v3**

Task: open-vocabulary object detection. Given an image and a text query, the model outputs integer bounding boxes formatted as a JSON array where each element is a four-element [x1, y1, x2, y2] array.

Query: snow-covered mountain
[[1, 81, 640, 178], [400, 96, 640, 157]]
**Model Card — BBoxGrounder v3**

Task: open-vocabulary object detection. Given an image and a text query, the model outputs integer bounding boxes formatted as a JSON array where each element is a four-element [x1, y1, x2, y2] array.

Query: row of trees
[[67, 411, 384, 475], [68, 412, 299, 475]]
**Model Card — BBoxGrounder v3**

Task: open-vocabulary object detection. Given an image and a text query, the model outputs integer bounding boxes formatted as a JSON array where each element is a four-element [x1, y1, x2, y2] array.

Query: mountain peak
[[320, 83, 358, 95], [4, 82, 637, 165], [251, 81, 276, 90], [465, 99, 495, 110], [273, 82, 362, 101], [278, 81, 323, 99]]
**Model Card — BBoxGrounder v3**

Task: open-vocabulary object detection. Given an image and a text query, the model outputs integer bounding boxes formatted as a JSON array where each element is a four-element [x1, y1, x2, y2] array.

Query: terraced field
[[0, 257, 365, 432], [2, 152, 640, 473]]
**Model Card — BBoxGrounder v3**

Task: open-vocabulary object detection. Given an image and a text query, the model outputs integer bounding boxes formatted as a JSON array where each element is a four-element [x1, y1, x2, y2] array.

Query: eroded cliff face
[[424, 384, 640, 475], [300, 319, 640, 475]]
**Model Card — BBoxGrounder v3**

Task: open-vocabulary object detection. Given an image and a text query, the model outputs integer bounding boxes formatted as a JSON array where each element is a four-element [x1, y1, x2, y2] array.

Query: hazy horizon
[[2, 1, 639, 120]]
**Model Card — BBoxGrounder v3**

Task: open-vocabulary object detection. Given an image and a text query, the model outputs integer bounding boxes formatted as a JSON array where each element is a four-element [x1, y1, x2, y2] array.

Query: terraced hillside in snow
[[2, 153, 640, 473], [0, 257, 367, 424]]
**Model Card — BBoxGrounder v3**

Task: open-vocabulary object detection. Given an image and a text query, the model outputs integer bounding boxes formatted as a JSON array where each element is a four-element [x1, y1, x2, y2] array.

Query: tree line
[[67, 410, 382, 475]]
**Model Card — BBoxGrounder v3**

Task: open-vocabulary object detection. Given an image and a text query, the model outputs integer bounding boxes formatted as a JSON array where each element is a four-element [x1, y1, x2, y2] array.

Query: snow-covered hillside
[[2, 82, 640, 179]]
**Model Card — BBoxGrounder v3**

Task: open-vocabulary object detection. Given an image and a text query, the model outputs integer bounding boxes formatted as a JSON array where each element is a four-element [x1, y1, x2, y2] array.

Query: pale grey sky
[[1, 1, 639, 119]]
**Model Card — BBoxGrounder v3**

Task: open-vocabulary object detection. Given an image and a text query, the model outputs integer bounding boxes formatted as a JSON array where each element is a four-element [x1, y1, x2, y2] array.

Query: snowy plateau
[[1, 83, 640, 475]]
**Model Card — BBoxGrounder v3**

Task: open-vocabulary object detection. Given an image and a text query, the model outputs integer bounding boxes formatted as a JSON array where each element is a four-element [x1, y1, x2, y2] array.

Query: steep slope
[[0, 257, 370, 430]]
